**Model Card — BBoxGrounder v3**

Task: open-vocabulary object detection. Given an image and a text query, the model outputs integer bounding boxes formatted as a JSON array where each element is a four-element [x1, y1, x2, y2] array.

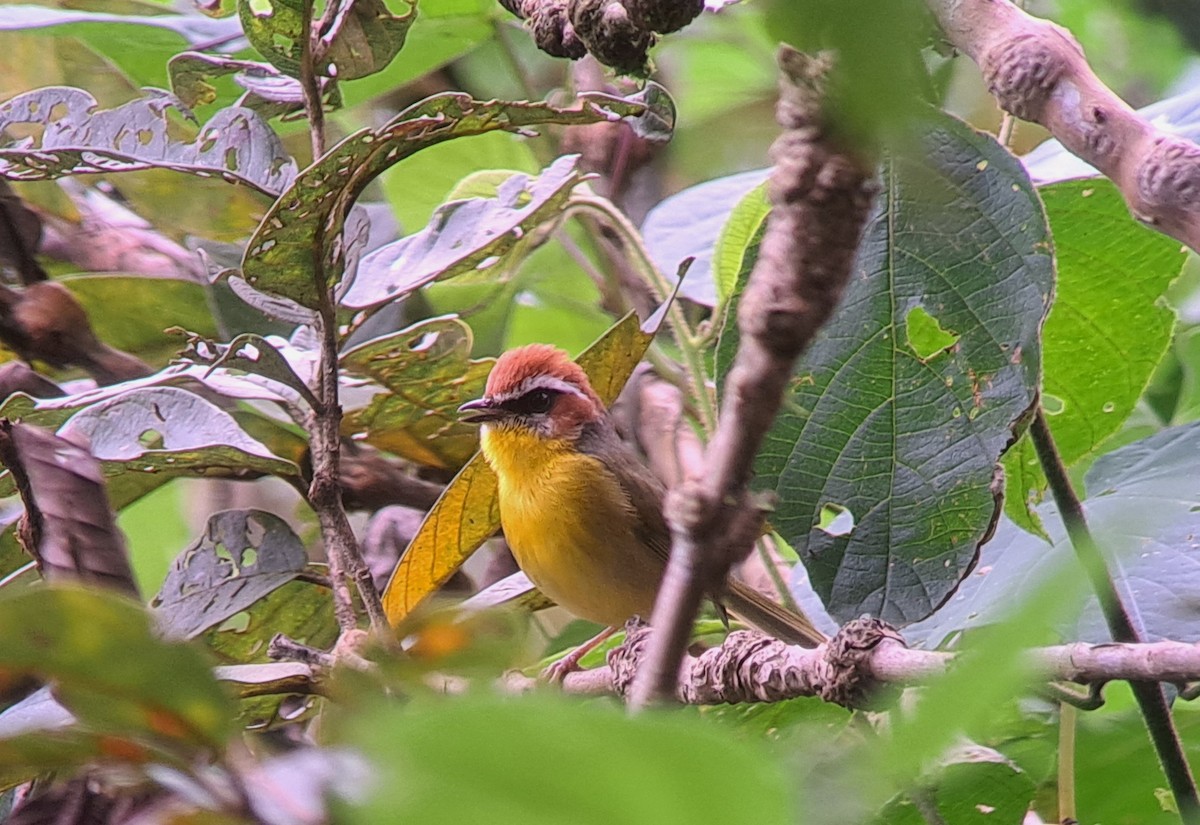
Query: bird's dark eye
[[524, 389, 554, 414], [504, 387, 557, 415]]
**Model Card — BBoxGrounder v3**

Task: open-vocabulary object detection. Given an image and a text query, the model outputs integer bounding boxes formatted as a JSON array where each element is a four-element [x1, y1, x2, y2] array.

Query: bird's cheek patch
[[547, 392, 595, 437]]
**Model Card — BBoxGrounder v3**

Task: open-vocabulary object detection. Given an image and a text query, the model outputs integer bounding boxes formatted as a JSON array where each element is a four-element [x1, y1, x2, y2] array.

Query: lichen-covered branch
[[628, 48, 879, 707], [927, 0, 1200, 252], [509, 621, 1200, 708]]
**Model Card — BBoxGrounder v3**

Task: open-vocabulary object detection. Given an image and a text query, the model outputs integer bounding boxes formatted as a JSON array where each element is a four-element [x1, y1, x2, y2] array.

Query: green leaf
[[342, 693, 796, 825], [0, 586, 234, 748], [877, 743, 1035, 825], [152, 509, 309, 640], [169, 50, 299, 110], [238, 0, 416, 80], [1002, 179, 1185, 532], [642, 168, 770, 308], [720, 111, 1053, 625], [181, 332, 319, 408], [241, 90, 671, 307], [0, 5, 242, 90], [341, 156, 586, 309], [1072, 686, 1200, 825], [337, 0, 497, 107], [712, 181, 769, 307], [341, 316, 492, 469], [63, 275, 221, 368], [0, 87, 297, 196]]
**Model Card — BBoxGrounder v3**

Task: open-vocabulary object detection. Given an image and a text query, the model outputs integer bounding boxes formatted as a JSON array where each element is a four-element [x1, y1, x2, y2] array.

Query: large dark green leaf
[[721, 111, 1053, 625], [241, 90, 673, 307], [153, 509, 309, 640], [1002, 179, 1185, 533], [0, 586, 234, 749], [0, 88, 296, 196], [341, 156, 586, 309]]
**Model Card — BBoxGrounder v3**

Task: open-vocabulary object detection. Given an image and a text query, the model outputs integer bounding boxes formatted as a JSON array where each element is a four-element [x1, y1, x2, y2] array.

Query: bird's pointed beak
[[457, 397, 501, 424]]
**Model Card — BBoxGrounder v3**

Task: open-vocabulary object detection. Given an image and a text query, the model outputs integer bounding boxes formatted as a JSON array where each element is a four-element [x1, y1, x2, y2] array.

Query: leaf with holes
[[341, 316, 493, 469], [181, 332, 319, 409], [241, 90, 673, 307], [0, 586, 234, 749], [0, 87, 296, 195], [153, 509, 309, 640], [169, 51, 301, 111], [341, 155, 588, 309], [719, 111, 1053, 626], [0, 389, 301, 585], [381, 310, 660, 624], [1002, 179, 1185, 535], [238, 0, 416, 80]]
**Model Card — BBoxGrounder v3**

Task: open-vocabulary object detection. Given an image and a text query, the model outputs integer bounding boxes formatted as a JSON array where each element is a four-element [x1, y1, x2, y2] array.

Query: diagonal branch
[[628, 48, 879, 707], [926, 0, 1200, 253]]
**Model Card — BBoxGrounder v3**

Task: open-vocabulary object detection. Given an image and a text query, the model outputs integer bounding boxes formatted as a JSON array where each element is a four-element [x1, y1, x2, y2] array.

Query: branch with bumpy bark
[[927, 0, 1200, 252], [509, 619, 1200, 708], [628, 49, 879, 707], [498, 0, 703, 75]]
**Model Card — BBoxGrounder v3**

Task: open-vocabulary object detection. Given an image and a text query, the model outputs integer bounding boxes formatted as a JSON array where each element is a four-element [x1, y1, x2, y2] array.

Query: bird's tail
[[723, 579, 827, 648]]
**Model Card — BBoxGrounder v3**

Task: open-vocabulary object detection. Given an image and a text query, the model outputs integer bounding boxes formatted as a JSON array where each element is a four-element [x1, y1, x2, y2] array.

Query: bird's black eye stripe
[[501, 387, 559, 415]]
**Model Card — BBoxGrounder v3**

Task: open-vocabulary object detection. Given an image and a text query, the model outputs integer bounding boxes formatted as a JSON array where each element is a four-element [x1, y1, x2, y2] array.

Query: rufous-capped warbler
[[457, 344, 825, 674]]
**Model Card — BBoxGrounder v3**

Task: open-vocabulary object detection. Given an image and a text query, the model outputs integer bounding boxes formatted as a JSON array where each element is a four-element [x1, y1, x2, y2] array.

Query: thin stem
[[1058, 703, 1077, 824], [567, 196, 718, 433], [299, 0, 326, 162], [298, 0, 390, 640], [996, 111, 1017, 148], [754, 535, 802, 614], [1031, 407, 1199, 823]]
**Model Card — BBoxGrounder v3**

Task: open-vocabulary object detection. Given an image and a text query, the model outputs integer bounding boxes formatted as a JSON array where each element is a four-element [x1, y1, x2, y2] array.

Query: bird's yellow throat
[[479, 424, 573, 487]]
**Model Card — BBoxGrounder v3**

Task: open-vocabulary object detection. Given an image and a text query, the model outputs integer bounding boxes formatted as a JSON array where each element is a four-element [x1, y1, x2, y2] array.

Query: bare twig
[[926, 0, 1200, 253], [1030, 409, 1200, 821], [627, 49, 878, 707], [268, 633, 336, 670], [339, 443, 445, 512], [507, 624, 1200, 707]]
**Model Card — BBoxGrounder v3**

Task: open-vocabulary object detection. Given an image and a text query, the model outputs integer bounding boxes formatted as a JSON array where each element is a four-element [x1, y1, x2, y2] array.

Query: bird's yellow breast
[[479, 426, 664, 626]]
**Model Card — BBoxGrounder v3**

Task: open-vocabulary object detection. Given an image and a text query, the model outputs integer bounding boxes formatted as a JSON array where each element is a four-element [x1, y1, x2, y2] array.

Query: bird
[[457, 343, 826, 676]]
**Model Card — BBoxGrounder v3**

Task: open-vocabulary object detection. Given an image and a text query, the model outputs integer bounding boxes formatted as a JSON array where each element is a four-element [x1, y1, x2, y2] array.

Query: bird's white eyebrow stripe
[[491, 375, 585, 402]]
